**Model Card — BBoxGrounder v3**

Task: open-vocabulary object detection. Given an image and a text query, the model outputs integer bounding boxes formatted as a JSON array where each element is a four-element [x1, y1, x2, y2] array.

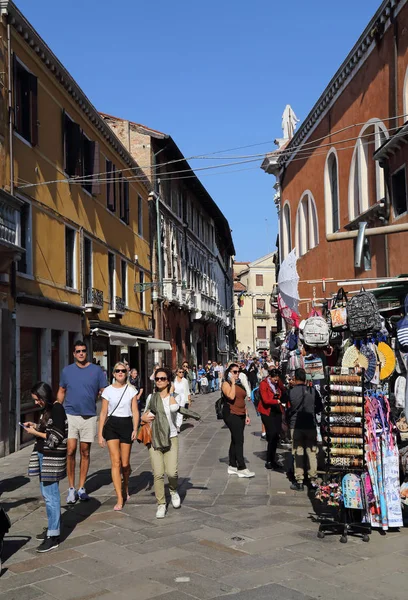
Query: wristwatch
[[170, 392, 176, 398]]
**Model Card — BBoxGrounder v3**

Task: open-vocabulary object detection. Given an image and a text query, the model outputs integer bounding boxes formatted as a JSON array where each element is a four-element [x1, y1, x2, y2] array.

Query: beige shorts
[[67, 415, 97, 443]]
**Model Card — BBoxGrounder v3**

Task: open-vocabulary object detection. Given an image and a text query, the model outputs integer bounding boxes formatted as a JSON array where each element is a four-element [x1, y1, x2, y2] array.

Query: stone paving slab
[[1, 391, 407, 599]]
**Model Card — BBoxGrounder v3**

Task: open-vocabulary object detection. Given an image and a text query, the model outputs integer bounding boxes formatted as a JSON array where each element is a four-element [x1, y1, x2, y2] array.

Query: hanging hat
[[341, 344, 359, 368], [377, 341, 396, 380], [395, 375, 406, 409], [359, 344, 377, 382]]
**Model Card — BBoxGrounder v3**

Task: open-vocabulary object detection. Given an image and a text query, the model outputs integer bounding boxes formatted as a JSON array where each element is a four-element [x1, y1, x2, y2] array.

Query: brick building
[[262, 0, 408, 316]]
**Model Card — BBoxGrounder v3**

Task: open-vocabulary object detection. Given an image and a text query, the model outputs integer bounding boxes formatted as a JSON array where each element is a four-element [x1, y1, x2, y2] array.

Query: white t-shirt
[[102, 384, 137, 417], [145, 394, 179, 438], [174, 378, 190, 407]]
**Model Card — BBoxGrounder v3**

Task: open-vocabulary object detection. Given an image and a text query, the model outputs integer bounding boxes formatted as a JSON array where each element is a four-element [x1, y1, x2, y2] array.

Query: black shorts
[[104, 416, 133, 444]]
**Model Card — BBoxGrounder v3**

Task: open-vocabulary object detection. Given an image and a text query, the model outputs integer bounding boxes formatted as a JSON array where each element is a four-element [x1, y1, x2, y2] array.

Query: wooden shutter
[[29, 73, 38, 146], [91, 141, 100, 195], [123, 180, 129, 224], [107, 160, 116, 211], [256, 299, 265, 312], [257, 326, 267, 339], [13, 53, 20, 130], [256, 274, 263, 286]]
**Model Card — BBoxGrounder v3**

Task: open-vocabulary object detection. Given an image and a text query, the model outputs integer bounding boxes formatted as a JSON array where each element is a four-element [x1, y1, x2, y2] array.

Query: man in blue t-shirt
[[57, 340, 107, 504]]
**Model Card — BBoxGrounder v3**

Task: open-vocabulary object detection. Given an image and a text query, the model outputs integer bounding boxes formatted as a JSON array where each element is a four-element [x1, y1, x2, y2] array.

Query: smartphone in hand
[[18, 422, 28, 429]]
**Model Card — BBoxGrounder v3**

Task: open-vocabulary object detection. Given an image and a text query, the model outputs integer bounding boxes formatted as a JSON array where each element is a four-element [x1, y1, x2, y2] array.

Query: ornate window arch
[[281, 201, 292, 260], [348, 119, 388, 221], [295, 191, 318, 257], [324, 148, 340, 234]]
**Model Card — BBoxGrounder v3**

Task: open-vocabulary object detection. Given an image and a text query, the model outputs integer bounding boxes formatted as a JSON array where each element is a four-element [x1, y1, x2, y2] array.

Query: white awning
[[91, 328, 139, 347], [146, 337, 172, 351]]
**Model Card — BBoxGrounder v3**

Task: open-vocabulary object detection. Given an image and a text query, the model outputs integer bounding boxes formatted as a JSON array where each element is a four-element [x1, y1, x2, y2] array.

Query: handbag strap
[[107, 384, 128, 417]]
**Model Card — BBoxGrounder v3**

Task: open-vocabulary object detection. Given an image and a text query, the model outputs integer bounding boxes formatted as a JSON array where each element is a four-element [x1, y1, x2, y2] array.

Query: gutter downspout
[[7, 18, 13, 196]]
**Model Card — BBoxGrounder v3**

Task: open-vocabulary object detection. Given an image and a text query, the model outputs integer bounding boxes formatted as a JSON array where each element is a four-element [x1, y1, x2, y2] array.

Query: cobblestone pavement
[[0, 391, 407, 600]]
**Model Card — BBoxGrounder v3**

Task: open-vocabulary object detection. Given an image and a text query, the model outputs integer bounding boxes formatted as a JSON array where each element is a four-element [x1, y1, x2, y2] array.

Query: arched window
[[295, 191, 318, 257], [281, 202, 291, 260], [348, 119, 388, 221], [324, 149, 340, 233], [403, 67, 408, 118]]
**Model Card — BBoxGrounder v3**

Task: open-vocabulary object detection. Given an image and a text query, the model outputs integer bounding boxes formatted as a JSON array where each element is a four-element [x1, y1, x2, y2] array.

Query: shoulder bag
[[102, 384, 128, 438]]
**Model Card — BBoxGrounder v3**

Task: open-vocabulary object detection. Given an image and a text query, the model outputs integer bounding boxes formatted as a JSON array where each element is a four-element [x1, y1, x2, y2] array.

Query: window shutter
[[30, 74, 38, 146], [124, 180, 129, 224], [62, 109, 67, 172], [91, 141, 100, 195], [13, 53, 19, 129]]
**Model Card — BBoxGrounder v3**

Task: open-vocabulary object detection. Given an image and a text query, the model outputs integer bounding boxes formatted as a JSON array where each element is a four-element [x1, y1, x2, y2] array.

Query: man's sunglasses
[[155, 376, 168, 382], [75, 349, 86, 354], [115, 369, 127, 373]]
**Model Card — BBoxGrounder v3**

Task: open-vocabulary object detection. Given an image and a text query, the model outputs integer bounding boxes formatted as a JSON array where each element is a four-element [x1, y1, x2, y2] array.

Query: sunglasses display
[[155, 376, 168, 382], [115, 369, 127, 373]]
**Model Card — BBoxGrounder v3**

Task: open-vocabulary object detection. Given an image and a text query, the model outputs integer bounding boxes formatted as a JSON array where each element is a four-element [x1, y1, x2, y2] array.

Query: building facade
[[102, 116, 235, 369], [234, 253, 277, 354], [262, 0, 408, 317], [0, 1, 152, 455]]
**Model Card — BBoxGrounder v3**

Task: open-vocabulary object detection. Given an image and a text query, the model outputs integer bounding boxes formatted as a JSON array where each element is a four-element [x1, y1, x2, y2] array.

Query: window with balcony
[[256, 274, 263, 286], [83, 236, 92, 294], [256, 299, 266, 313], [392, 166, 407, 217], [106, 160, 116, 212], [65, 226, 77, 288], [121, 259, 127, 305], [295, 191, 318, 257], [14, 56, 38, 145], [138, 194, 143, 236], [257, 326, 267, 339], [17, 201, 32, 274]]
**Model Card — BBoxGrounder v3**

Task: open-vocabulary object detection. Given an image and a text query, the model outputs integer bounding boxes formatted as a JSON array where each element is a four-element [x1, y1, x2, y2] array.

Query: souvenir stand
[[317, 366, 371, 543]]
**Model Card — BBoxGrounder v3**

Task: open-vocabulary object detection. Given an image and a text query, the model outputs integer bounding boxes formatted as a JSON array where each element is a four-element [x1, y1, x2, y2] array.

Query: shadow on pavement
[[1, 534, 30, 573], [0, 475, 30, 495], [60, 498, 102, 542]]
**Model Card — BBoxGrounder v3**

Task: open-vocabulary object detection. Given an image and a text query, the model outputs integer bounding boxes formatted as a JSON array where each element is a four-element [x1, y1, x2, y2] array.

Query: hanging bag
[[329, 287, 348, 331], [396, 294, 408, 351], [347, 286, 382, 338], [303, 308, 330, 348]]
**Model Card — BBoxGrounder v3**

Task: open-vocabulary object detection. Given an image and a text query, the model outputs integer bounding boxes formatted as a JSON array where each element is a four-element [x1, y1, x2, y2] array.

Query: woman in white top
[[141, 366, 181, 519], [98, 362, 139, 511], [174, 366, 191, 432]]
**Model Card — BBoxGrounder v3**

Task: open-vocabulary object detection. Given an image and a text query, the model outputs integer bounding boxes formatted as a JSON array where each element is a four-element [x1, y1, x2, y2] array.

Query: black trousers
[[261, 411, 282, 463], [223, 406, 246, 470]]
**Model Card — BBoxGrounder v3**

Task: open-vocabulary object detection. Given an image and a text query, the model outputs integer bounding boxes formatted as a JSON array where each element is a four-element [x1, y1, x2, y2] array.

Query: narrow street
[[0, 392, 406, 600]]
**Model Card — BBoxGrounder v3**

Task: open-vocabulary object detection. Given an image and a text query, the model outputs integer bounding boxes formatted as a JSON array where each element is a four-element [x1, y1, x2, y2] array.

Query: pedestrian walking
[[129, 367, 144, 409], [197, 364, 206, 393], [222, 363, 254, 478], [182, 361, 194, 392], [258, 369, 286, 470], [287, 368, 323, 491], [25, 382, 68, 553], [98, 362, 139, 510], [213, 361, 220, 391], [57, 340, 107, 504], [206, 361, 215, 392], [174, 366, 191, 432], [140, 367, 199, 518], [191, 365, 198, 395]]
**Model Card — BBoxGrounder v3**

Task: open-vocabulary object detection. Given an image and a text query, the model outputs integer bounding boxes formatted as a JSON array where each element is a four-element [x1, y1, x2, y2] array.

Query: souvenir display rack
[[317, 366, 371, 542]]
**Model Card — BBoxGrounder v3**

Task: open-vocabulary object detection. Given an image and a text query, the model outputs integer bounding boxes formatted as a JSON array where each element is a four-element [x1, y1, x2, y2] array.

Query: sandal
[[114, 503, 123, 511]]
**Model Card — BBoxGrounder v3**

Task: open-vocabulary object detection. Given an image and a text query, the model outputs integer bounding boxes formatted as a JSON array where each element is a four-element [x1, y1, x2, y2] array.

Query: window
[[108, 252, 115, 307], [392, 167, 407, 217], [14, 56, 38, 145], [282, 203, 291, 260], [82, 135, 100, 195], [138, 194, 143, 236], [139, 270, 145, 312], [257, 326, 267, 339], [121, 259, 127, 305], [348, 120, 388, 221], [255, 274, 263, 286], [83, 237, 92, 297], [119, 175, 129, 224], [324, 151, 340, 233], [256, 299, 266, 313], [17, 201, 32, 274], [295, 191, 318, 257], [63, 112, 81, 177], [65, 226, 76, 288], [63, 112, 99, 193], [178, 191, 183, 219], [106, 160, 116, 212]]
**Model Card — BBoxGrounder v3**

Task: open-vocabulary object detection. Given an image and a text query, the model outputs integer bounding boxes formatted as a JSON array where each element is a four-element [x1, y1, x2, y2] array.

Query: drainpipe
[[7, 19, 13, 196]]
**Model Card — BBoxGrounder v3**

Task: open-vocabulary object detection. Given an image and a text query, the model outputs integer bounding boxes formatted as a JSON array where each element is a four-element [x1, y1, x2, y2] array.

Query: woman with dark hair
[[24, 382, 68, 553], [258, 369, 285, 470], [222, 363, 255, 478]]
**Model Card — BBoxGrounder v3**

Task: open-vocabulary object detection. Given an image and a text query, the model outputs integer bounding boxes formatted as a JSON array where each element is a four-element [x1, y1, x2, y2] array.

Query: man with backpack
[[287, 368, 322, 491]]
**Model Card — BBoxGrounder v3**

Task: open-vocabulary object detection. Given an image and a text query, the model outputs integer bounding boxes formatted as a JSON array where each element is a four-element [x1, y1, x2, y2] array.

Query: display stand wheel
[[362, 534, 370, 543], [340, 535, 348, 543], [317, 531, 325, 539]]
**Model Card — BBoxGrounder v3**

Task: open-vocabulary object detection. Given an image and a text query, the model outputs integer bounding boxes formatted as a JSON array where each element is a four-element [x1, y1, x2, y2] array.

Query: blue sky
[[17, 0, 380, 261]]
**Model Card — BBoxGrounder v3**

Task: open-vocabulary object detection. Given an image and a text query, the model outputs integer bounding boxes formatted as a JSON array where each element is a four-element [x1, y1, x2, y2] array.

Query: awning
[[91, 328, 139, 347], [146, 337, 172, 351]]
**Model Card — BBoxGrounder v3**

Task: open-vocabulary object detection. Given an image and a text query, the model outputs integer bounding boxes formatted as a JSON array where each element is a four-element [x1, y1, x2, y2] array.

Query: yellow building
[[0, 1, 152, 454], [234, 253, 277, 355]]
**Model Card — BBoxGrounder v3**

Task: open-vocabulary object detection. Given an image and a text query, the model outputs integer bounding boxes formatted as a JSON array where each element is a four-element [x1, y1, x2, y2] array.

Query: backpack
[[288, 350, 305, 374], [303, 309, 330, 348], [347, 287, 382, 338], [215, 395, 225, 419]]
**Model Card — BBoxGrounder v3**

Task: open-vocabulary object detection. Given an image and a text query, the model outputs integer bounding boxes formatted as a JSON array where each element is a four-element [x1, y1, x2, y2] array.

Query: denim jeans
[[192, 379, 197, 394], [214, 378, 219, 391], [38, 453, 61, 537]]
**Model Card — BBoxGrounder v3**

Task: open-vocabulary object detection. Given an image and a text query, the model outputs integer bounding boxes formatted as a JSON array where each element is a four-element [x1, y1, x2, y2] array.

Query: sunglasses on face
[[155, 377, 168, 382], [231, 370, 239, 374], [75, 350, 86, 354], [115, 369, 127, 373]]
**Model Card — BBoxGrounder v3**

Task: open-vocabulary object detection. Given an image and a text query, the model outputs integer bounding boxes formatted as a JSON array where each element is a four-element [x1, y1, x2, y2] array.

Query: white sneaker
[[171, 491, 181, 509], [156, 504, 167, 519], [227, 466, 238, 475], [237, 468, 255, 478]]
